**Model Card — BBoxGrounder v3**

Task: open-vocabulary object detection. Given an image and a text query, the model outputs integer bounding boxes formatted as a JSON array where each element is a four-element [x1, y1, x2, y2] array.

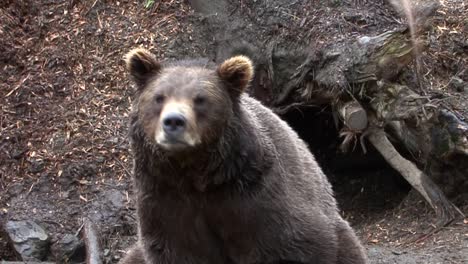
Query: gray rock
[[107, 137, 119, 144], [50, 131, 67, 151], [37, 173, 52, 193], [6, 183, 23, 197], [4, 220, 50, 261], [58, 162, 97, 188], [449, 76, 466, 92], [95, 155, 106, 163], [104, 189, 124, 209], [89, 189, 125, 224], [51, 234, 86, 263], [11, 148, 28, 159], [28, 159, 45, 174], [62, 162, 97, 180]]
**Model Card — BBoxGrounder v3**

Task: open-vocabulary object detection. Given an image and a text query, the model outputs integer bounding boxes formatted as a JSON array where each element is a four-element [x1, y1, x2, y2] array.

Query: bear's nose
[[162, 112, 186, 136]]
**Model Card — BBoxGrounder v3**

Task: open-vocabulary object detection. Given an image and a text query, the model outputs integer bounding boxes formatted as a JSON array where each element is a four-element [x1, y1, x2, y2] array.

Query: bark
[[369, 81, 468, 161]]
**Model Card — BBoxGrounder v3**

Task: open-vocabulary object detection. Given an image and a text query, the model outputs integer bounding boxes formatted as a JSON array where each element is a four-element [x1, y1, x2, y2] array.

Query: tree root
[[81, 217, 102, 264], [367, 129, 464, 226]]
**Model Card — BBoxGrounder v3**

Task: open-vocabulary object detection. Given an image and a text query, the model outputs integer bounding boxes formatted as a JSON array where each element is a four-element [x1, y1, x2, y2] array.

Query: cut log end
[[338, 100, 368, 131]]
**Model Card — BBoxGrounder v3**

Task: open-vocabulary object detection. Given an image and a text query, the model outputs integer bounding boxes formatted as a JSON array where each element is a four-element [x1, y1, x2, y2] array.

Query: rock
[[107, 137, 119, 144], [105, 189, 124, 209], [4, 220, 50, 261], [11, 148, 28, 159], [61, 190, 71, 199], [50, 131, 67, 151], [6, 183, 23, 197], [62, 162, 97, 180], [95, 155, 106, 163], [37, 173, 52, 193], [449, 77, 466, 92], [51, 234, 86, 263], [28, 159, 45, 174], [57, 172, 77, 189], [58, 162, 97, 188], [89, 190, 125, 224]]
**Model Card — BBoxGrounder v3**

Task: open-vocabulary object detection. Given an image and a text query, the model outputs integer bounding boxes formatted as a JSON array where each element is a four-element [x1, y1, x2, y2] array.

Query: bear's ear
[[217, 55, 254, 98], [124, 48, 161, 89]]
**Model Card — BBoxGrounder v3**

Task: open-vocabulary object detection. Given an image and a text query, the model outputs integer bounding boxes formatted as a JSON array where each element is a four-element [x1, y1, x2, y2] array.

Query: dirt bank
[[1, 0, 466, 263]]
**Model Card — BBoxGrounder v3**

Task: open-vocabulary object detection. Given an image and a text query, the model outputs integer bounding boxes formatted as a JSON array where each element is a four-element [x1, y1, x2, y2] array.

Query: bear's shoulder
[[239, 94, 300, 144]]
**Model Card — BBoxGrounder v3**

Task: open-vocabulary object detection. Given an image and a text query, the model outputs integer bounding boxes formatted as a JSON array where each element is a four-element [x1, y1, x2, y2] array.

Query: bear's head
[[125, 48, 254, 153]]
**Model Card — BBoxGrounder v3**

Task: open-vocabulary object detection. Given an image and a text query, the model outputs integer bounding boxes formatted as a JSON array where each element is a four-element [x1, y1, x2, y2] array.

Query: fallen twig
[[5, 74, 30, 97]]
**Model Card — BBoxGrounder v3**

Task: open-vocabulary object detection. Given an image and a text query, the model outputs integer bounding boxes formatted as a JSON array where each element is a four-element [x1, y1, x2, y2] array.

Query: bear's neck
[[132, 108, 272, 194]]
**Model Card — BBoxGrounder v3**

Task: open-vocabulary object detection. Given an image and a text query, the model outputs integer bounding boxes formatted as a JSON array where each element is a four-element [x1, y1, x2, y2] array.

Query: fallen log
[[366, 81, 467, 224], [183, 0, 466, 225], [329, 10, 466, 224], [368, 81, 468, 162]]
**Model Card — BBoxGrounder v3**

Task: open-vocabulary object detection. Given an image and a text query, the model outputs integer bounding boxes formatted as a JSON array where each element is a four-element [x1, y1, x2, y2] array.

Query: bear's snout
[[155, 101, 201, 151], [162, 112, 187, 137]]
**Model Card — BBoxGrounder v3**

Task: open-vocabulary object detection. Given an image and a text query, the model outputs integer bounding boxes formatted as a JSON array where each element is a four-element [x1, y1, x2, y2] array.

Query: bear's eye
[[155, 95, 165, 104], [194, 96, 206, 105]]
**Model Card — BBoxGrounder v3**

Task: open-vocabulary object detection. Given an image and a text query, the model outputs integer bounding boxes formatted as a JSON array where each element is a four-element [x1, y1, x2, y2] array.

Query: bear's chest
[[144, 189, 272, 263], [204, 197, 269, 262]]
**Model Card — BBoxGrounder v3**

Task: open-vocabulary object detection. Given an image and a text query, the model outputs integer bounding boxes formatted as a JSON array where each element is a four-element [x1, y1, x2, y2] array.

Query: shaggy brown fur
[[119, 48, 367, 264]]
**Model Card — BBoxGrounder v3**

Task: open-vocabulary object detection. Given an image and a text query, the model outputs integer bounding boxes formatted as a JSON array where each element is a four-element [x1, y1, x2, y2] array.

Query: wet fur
[[119, 51, 367, 264]]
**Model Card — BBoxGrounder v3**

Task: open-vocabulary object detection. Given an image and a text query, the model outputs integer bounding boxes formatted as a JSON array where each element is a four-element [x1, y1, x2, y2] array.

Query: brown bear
[[119, 48, 367, 264]]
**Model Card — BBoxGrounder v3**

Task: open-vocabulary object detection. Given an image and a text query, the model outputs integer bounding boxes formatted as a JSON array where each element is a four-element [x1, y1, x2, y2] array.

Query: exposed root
[[81, 218, 102, 264], [367, 128, 464, 226]]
